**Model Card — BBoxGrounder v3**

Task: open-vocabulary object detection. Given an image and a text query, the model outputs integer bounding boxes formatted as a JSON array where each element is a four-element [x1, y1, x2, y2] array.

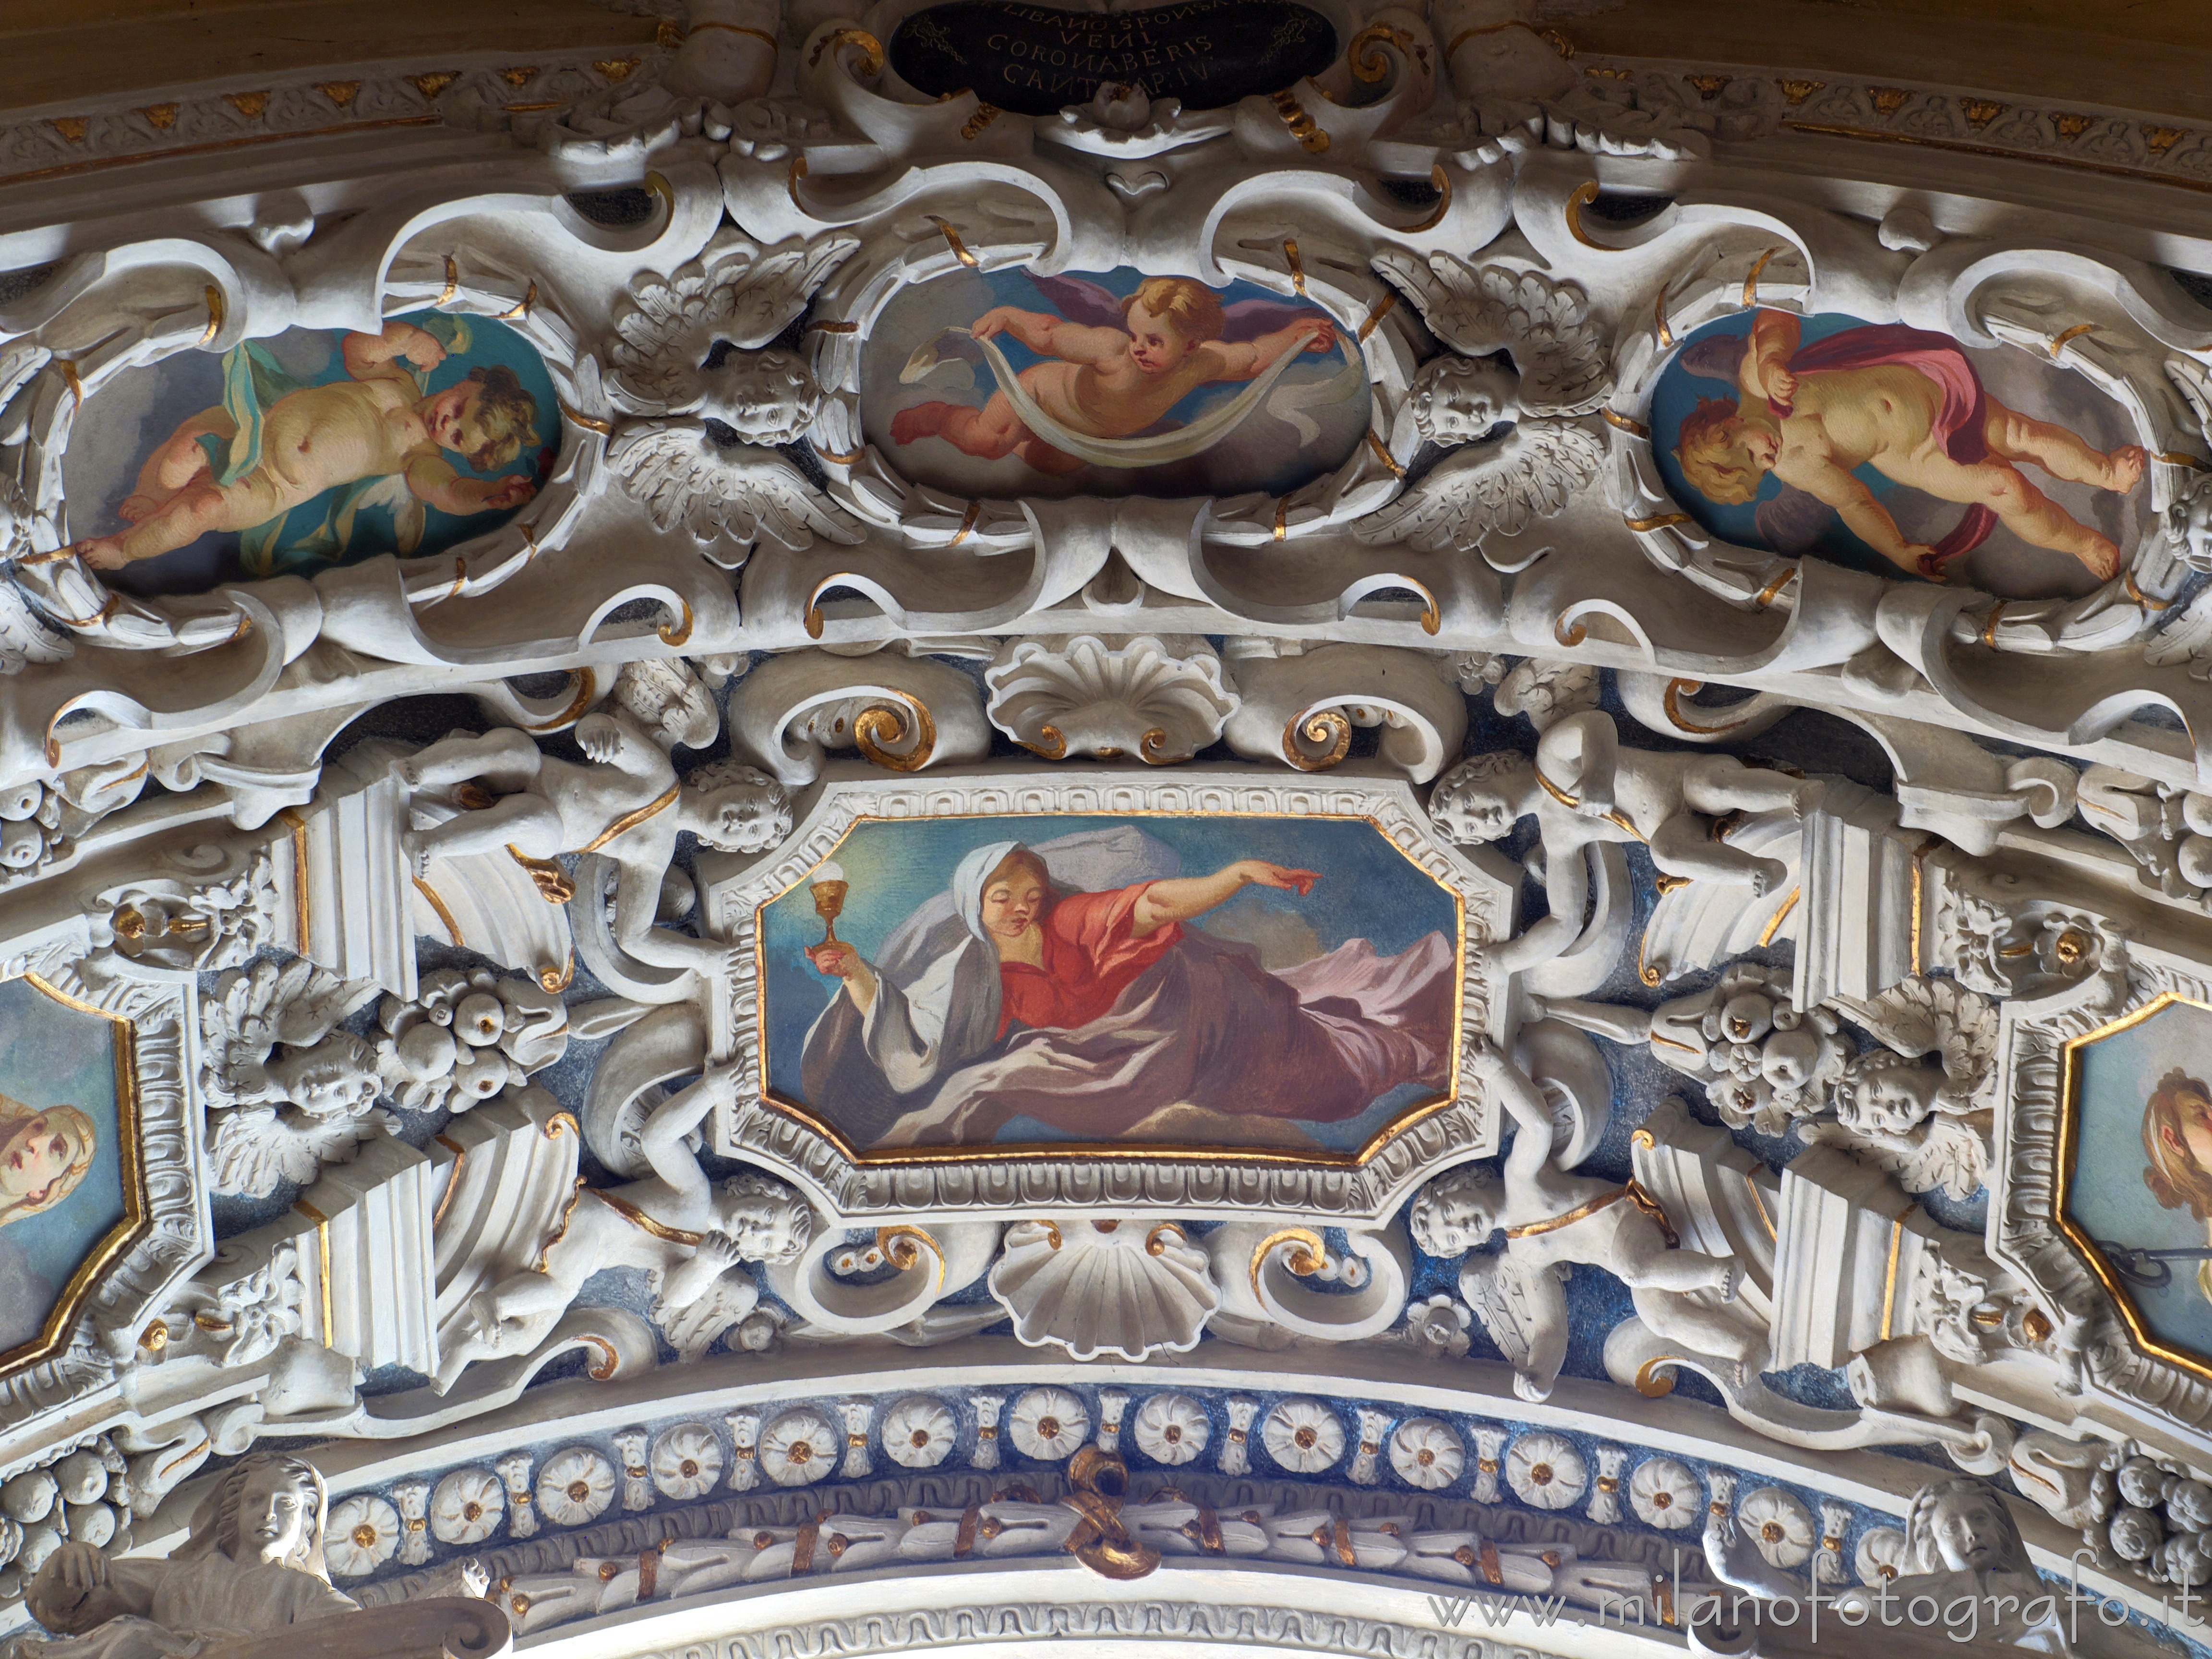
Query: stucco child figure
[[1411, 1040, 1755, 1401], [1673, 308, 2145, 581], [396, 713, 791, 978], [72, 318, 541, 571], [9, 1454, 354, 1659], [440, 1065, 811, 1390], [890, 276, 1337, 475], [1429, 709, 1820, 897]]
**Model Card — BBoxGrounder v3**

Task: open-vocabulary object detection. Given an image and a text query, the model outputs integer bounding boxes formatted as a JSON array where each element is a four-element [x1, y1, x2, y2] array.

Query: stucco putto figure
[[398, 713, 791, 978], [1430, 711, 1820, 897], [1412, 1041, 1755, 1401], [440, 1066, 811, 1388]]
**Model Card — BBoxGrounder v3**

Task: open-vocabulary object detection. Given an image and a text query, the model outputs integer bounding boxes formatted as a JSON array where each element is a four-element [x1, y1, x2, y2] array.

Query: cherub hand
[[1298, 317, 1337, 354], [689, 1231, 745, 1274], [971, 306, 1018, 343], [699, 1060, 745, 1109], [692, 938, 745, 976], [1761, 363, 1797, 405], [1237, 860, 1320, 895], [482, 475, 537, 512], [577, 721, 623, 763], [404, 332, 449, 372], [1463, 1034, 1510, 1082], [46, 1541, 107, 1597]]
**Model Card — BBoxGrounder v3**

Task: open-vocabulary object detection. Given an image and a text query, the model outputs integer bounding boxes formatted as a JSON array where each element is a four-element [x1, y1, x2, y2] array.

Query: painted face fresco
[[0, 980, 131, 1366]]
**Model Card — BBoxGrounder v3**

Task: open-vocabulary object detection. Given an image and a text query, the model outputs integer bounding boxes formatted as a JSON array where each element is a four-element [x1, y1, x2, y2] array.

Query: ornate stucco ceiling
[[2, 3, 2212, 1659]]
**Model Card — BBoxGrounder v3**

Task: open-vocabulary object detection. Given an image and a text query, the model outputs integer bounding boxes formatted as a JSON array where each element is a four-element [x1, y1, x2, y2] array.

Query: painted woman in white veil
[[799, 829, 1454, 1150]]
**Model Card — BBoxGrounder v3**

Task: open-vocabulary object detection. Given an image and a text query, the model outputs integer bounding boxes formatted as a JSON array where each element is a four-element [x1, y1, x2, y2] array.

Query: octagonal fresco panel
[[1651, 308, 2150, 601], [0, 974, 142, 1370], [757, 814, 1460, 1157], [2061, 993, 2212, 1371]]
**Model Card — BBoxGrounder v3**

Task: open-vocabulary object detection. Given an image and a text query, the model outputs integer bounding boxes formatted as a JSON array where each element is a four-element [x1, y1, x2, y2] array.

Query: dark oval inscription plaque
[[888, 0, 1337, 119]]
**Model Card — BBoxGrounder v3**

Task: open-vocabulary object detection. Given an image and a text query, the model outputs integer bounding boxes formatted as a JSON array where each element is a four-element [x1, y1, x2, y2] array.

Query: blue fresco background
[[0, 977, 127, 1356], [64, 311, 559, 598], [758, 814, 1458, 1150], [860, 265, 1369, 501], [2064, 998, 2212, 1361]]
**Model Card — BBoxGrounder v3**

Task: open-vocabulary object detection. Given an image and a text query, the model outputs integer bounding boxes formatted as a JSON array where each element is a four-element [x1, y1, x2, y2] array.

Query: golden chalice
[[810, 861, 848, 947]]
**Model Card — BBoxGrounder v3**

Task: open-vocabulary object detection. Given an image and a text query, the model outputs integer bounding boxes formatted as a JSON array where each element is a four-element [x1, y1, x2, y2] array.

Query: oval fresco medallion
[[63, 309, 560, 597], [1652, 307, 2150, 601], [864, 264, 1367, 501]]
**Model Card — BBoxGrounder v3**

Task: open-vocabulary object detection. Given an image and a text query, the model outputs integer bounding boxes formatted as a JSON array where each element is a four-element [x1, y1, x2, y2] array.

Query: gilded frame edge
[[703, 767, 1512, 1224]]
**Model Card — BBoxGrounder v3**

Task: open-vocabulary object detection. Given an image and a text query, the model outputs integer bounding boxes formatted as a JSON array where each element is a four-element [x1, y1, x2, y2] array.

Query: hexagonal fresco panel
[[0, 975, 140, 1370], [755, 814, 1461, 1159], [2062, 994, 2212, 1370]]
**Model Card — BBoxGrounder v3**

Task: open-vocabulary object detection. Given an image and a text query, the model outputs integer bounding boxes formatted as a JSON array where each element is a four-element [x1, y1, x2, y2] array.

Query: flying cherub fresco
[[1672, 309, 2145, 582], [72, 317, 541, 576], [889, 274, 1340, 476]]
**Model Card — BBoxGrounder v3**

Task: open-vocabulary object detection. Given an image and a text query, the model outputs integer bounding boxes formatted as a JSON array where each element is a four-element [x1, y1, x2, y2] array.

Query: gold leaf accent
[[2145, 123, 2185, 157], [317, 81, 360, 107], [1778, 79, 1824, 106], [1867, 85, 1910, 117], [501, 67, 539, 87], [409, 72, 461, 100], [225, 91, 271, 120], [140, 105, 178, 130], [1281, 709, 1351, 771], [1685, 73, 1730, 101], [595, 58, 641, 82], [50, 117, 87, 143], [1960, 97, 2005, 128], [2052, 111, 2093, 140], [854, 693, 937, 772]]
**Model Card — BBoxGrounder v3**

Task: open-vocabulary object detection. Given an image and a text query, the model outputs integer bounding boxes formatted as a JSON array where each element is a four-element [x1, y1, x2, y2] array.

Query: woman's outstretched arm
[[1130, 860, 1319, 937]]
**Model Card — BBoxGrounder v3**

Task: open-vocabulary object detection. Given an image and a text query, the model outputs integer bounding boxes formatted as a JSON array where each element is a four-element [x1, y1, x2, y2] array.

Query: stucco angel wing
[[1354, 420, 1604, 552], [607, 420, 864, 555], [1459, 1253, 1569, 1400], [1830, 976, 1998, 1101], [608, 232, 859, 413], [207, 1104, 385, 1199], [1370, 252, 1611, 416], [199, 958, 377, 1106], [1803, 1114, 1989, 1200]]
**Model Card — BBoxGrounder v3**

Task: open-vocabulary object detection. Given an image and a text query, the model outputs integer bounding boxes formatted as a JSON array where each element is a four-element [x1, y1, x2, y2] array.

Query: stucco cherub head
[[1410, 1166, 1504, 1257], [1428, 752, 1535, 845], [1838, 1049, 1946, 1138], [2169, 478, 2212, 574], [264, 1033, 381, 1119], [1409, 354, 1522, 447], [1903, 1478, 2031, 1577], [702, 346, 823, 446], [682, 759, 793, 853], [715, 1173, 813, 1262]]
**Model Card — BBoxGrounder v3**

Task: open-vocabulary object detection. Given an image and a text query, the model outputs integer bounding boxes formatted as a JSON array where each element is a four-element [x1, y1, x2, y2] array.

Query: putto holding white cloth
[[889, 274, 1344, 475]]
